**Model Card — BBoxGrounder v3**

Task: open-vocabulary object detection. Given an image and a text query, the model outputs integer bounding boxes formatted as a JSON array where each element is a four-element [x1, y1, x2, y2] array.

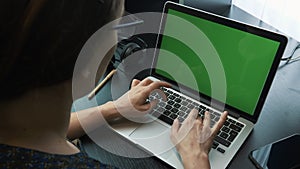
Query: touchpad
[[129, 121, 170, 139], [129, 121, 174, 155]]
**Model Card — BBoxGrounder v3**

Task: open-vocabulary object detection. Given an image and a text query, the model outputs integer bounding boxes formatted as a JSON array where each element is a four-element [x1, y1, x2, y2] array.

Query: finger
[[191, 117, 202, 131], [135, 98, 159, 113], [184, 109, 198, 123], [198, 112, 213, 143], [145, 81, 171, 93], [170, 118, 180, 144], [139, 78, 154, 86], [131, 79, 141, 87], [203, 111, 211, 128], [212, 111, 228, 135], [181, 109, 197, 131], [194, 118, 203, 139], [195, 117, 202, 131], [151, 88, 168, 102], [148, 99, 159, 111], [137, 102, 152, 112], [171, 118, 180, 135]]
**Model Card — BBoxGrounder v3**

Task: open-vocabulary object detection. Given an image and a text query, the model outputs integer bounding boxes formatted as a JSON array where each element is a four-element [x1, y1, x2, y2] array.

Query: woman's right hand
[[171, 109, 228, 169]]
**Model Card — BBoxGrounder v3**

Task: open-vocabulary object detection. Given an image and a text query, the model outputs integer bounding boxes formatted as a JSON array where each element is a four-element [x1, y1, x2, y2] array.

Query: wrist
[[101, 101, 120, 120], [181, 152, 210, 169]]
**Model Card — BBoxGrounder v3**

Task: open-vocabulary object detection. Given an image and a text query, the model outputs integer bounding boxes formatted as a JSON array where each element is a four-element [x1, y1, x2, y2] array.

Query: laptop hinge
[[228, 111, 240, 119]]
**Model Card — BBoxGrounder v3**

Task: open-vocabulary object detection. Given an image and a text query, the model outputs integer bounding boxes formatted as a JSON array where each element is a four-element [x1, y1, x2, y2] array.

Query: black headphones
[[112, 35, 148, 68]]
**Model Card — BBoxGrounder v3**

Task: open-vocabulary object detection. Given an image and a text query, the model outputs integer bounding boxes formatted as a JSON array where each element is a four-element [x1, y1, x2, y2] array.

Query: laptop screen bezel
[[151, 1, 287, 123]]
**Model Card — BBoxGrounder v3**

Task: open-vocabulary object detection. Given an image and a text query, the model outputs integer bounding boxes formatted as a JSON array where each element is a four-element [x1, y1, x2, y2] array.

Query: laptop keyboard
[[148, 87, 245, 153]]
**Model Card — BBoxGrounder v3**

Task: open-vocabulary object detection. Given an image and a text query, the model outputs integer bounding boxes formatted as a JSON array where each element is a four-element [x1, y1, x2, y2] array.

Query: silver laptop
[[111, 2, 287, 168]]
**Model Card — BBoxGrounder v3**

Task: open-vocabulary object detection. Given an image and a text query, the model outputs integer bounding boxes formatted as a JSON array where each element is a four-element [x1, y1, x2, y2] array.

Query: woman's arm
[[67, 101, 119, 140], [67, 78, 171, 140]]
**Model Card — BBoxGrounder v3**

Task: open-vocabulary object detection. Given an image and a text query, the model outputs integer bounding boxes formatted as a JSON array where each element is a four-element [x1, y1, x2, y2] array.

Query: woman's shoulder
[[0, 144, 117, 169]]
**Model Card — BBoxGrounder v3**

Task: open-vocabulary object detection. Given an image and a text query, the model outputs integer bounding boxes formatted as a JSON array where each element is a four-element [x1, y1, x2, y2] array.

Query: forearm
[[67, 101, 120, 140]]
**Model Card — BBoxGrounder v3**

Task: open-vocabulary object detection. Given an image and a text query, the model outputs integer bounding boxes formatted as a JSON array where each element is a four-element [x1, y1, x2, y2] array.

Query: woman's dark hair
[[0, 0, 123, 100]]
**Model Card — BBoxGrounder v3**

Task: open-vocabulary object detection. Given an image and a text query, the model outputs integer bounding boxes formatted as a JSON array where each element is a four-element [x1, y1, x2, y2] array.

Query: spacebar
[[158, 115, 173, 125]]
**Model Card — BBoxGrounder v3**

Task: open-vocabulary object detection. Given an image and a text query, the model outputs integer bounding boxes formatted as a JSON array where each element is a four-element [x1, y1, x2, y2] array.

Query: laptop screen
[[153, 3, 287, 121]]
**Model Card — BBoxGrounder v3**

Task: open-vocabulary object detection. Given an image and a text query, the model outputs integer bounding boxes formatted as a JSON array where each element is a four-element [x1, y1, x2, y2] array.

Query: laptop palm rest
[[129, 121, 175, 155], [129, 121, 169, 138]]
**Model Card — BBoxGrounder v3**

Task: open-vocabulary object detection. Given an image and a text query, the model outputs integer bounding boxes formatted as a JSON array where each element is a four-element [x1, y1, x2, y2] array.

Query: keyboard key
[[217, 147, 225, 153], [157, 107, 165, 113], [171, 108, 179, 113], [220, 132, 229, 139], [183, 113, 188, 119], [186, 99, 192, 103], [165, 105, 172, 110], [200, 105, 206, 110], [228, 119, 236, 124], [167, 90, 173, 94], [236, 122, 244, 128], [215, 136, 231, 147], [178, 111, 186, 117], [169, 113, 178, 120], [174, 98, 182, 103], [212, 141, 219, 149], [187, 104, 194, 109], [192, 102, 200, 107], [173, 93, 179, 97], [210, 120, 216, 128], [168, 95, 175, 100], [229, 130, 238, 137], [158, 102, 166, 107], [152, 103, 159, 109], [167, 100, 175, 105], [198, 109, 205, 117], [210, 114, 216, 120], [229, 124, 242, 132], [149, 96, 155, 101], [224, 121, 230, 126], [156, 93, 162, 99], [180, 106, 188, 111], [174, 103, 181, 108], [150, 92, 156, 96], [221, 126, 230, 133], [163, 110, 171, 116], [161, 87, 167, 91], [213, 111, 220, 116], [158, 115, 173, 125], [181, 100, 188, 106], [151, 110, 161, 118], [227, 134, 237, 142], [178, 117, 185, 123]]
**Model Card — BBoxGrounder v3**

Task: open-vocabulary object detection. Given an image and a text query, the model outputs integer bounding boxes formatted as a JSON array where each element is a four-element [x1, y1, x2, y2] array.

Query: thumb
[[131, 79, 141, 88], [139, 99, 159, 113], [170, 118, 180, 144]]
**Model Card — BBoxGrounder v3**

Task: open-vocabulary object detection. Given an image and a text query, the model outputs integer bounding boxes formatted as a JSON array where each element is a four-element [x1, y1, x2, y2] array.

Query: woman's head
[[0, 0, 124, 100]]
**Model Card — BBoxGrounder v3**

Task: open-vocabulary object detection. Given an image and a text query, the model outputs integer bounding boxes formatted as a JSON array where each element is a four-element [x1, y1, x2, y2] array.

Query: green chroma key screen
[[155, 9, 280, 115]]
